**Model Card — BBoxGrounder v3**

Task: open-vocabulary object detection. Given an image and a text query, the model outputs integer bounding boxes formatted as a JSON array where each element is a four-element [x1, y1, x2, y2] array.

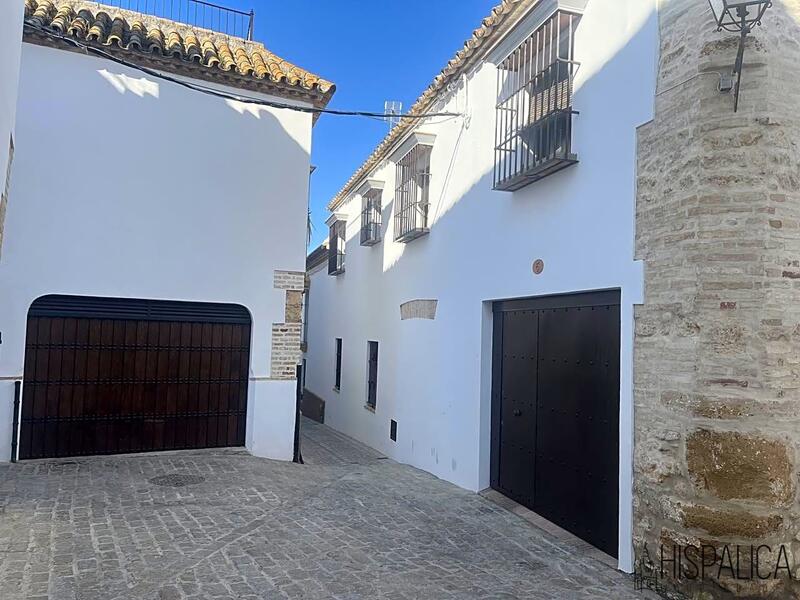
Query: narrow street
[[0, 418, 646, 599]]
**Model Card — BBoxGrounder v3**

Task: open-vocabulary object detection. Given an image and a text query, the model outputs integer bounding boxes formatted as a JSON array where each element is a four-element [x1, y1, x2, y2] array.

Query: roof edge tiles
[[23, 0, 335, 113], [327, 0, 539, 210]]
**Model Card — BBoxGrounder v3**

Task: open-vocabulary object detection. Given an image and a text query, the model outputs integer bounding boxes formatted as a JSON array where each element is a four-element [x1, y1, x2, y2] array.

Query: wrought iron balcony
[[105, 0, 255, 40], [494, 11, 580, 192]]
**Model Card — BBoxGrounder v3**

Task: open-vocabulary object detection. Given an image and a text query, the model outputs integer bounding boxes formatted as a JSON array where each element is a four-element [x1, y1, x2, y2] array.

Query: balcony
[[493, 11, 581, 192], [104, 0, 255, 39]]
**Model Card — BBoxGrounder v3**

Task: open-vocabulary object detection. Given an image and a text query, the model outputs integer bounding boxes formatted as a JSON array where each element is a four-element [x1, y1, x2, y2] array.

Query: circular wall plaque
[[532, 259, 545, 275]]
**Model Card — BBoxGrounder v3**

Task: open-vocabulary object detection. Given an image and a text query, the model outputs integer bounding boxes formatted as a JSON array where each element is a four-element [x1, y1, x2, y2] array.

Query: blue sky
[[221, 0, 498, 248]]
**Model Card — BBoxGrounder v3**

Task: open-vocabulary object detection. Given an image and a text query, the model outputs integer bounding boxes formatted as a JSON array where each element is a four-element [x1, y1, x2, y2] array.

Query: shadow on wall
[[311, 0, 658, 552]]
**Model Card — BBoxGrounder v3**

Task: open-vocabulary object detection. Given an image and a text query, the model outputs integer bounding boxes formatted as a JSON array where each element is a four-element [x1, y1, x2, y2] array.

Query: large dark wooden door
[[495, 309, 538, 507], [491, 290, 620, 558], [19, 295, 251, 460]]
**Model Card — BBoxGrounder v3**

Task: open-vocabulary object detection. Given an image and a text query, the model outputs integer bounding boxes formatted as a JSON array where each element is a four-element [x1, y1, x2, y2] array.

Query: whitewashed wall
[[304, 0, 658, 571], [0, 1, 24, 221], [0, 42, 313, 462]]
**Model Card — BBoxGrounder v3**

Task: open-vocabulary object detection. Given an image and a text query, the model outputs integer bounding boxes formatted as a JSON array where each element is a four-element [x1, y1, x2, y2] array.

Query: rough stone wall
[[270, 270, 304, 380], [634, 0, 800, 597]]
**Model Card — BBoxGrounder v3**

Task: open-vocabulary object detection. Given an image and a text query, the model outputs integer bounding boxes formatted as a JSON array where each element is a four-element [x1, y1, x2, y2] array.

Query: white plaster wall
[[0, 1, 24, 202], [0, 42, 313, 462], [304, 0, 658, 571]]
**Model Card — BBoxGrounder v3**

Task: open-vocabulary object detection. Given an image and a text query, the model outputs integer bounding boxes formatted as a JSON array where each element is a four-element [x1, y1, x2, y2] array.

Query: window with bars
[[0, 135, 14, 260], [394, 143, 432, 242], [334, 338, 342, 391], [360, 189, 382, 246], [328, 219, 346, 276], [494, 11, 580, 192], [366, 341, 378, 410]]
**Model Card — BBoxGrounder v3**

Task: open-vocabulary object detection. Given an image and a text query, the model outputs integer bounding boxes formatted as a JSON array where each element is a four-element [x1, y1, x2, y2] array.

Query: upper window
[[360, 186, 383, 247], [366, 341, 378, 410], [328, 218, 346, 276], [394, 142, 432, 243], [334, 338, 343, 390], [494, 11, 581, 192], [0, 135, 14, 260]]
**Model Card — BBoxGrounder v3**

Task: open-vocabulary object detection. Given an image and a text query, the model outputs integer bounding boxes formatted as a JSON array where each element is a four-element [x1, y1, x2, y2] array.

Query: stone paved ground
[[0, 418, 649, 599]]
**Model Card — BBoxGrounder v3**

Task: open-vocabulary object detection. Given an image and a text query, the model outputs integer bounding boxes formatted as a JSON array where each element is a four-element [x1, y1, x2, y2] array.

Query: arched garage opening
[[18, 295, 252, 459]]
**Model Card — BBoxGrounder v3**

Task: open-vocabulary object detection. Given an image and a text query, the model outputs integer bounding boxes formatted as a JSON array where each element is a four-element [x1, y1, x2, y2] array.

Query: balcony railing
[[494, 11, 580, 192], [105, 0, 255, 40]]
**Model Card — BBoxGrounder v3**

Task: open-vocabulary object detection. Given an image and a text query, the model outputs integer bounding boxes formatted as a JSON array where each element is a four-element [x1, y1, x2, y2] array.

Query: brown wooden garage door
[[19, 295, 251, 460]]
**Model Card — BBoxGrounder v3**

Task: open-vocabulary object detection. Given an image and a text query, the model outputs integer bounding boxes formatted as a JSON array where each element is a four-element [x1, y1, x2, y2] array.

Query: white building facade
[[0, 1, 333, 464], [0, 0, 25, 256], [305, 0, 657, 571]]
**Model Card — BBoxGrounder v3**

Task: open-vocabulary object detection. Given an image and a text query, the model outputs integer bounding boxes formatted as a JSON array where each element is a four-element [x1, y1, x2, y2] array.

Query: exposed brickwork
[[284, 289, 303, 323], [270, 323, 301, 380], [270, 270, 305, 380], [273, 270, 305, 291], [634, 0, 800, 596]]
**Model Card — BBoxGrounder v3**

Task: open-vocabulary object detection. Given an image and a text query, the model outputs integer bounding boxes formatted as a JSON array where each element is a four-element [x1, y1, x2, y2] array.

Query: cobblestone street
[[0, 418, 646, 599]]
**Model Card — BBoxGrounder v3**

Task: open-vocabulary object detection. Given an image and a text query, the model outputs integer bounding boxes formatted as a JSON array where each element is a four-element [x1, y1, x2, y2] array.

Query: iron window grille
[[394, 143, 432, 242], [494, 11, 581, 192], [360, 189, 383, 246], [328, 219, 346, 276]]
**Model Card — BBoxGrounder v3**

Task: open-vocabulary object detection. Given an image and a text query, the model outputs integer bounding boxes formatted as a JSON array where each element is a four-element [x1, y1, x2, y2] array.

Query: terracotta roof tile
[[23, 0, 335, 109], [328, 0, 538, 210]]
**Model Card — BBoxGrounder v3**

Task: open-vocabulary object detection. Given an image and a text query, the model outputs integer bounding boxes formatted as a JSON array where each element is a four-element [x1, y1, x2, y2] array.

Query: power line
[[24, 22, 463, 120]]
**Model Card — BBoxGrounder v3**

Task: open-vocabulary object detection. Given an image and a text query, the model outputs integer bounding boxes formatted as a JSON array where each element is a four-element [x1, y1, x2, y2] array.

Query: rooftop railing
[[105, 0, 255, 40]]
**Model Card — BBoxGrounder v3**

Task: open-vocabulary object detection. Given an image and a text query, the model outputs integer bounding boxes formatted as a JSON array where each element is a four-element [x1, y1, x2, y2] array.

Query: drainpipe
[[10, 381, 20, 463]]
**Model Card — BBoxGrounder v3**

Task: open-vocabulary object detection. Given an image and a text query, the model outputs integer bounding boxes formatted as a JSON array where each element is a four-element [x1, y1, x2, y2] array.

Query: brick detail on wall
[[285, 290, 303, 324], [270, 323, 302, 380], [273, 270, 305, 291], [633, 1, 800, 597], [270, 270, 304, 380]]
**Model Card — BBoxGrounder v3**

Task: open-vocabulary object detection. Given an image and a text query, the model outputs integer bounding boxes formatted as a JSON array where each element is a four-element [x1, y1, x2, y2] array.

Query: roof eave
[[325, 0, 541, 212], [23, 28, 336, 112]]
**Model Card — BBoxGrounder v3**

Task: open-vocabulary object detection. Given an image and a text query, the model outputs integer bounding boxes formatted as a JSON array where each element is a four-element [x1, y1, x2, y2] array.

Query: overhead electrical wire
[[24, 22, 463, 121]]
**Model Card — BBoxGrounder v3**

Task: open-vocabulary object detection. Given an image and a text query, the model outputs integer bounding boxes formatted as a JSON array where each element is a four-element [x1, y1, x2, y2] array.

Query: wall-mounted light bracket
[[708, 0, 772, 111]]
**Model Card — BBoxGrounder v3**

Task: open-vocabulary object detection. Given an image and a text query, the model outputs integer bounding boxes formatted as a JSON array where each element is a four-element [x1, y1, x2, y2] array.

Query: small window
[[494, 11, 580, 191], [366, 341, 378, 409], [334, 338, 342, 391], [360, 189, 382, 246], [328, 219, 346, 276], [0, 134, 14, 259], [394, 143, 432, 242]]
